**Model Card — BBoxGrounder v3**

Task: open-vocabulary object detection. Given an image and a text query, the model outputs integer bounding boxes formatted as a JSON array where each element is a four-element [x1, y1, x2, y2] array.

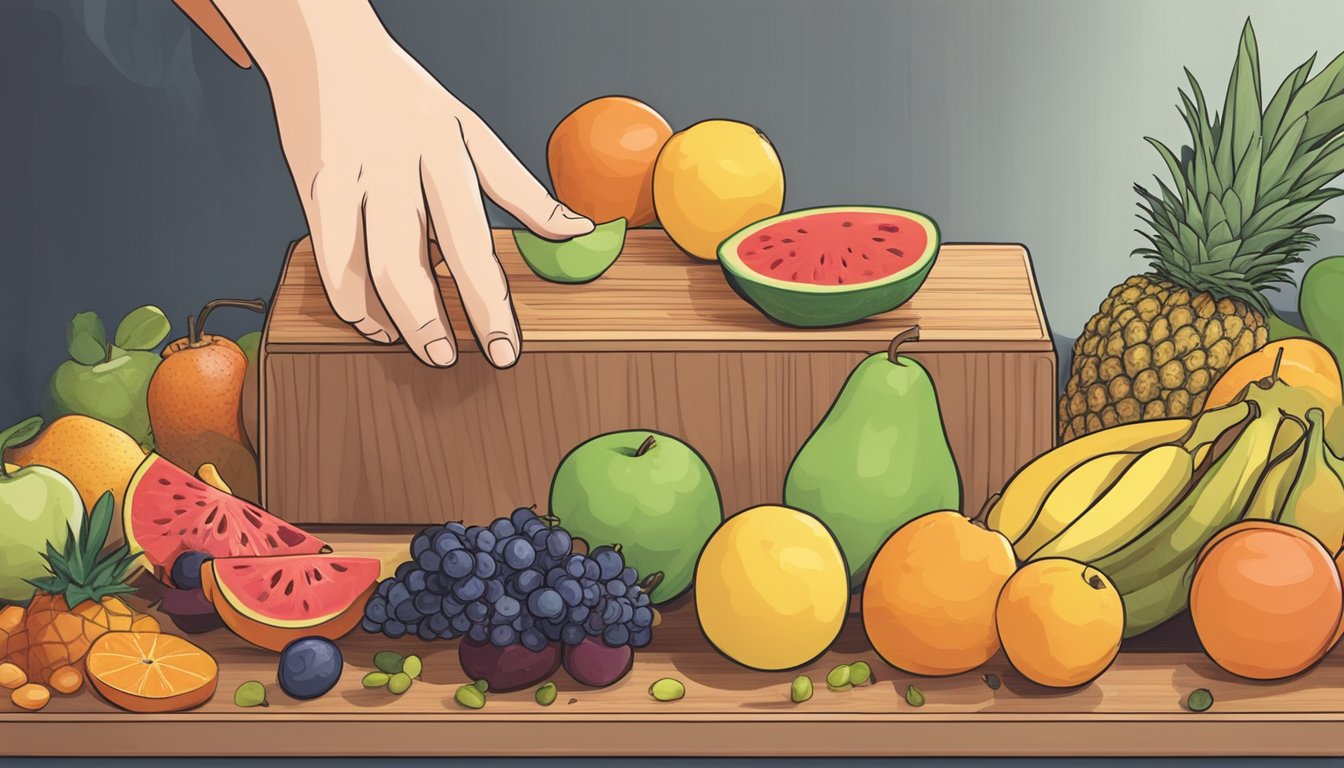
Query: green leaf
[[113, 306, 171, 351], [1222, 20, 1262, 178], [1146, 137, 1191, 207], [67, 311, 107, 366], [1231, 140, 1260, 227], [1274, 48, 1344, 151], [0, 416, 42, 455], [1263, 54, 1316, 148], [1261, 114, 1309, 194]]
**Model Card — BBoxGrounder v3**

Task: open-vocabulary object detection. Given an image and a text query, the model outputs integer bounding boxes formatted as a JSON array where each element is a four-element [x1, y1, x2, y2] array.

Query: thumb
[[528, 201, 596, 241]]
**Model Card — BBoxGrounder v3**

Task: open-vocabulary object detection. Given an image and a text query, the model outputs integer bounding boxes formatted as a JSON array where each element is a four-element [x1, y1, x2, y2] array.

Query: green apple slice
[[513, 218, 627, 284]]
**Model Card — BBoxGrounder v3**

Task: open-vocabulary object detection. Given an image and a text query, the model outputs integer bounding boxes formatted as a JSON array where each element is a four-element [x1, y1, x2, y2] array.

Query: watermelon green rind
[[207, 554, 381, 628], [123, 453, 329, 577], [718, 206, 941, 328]]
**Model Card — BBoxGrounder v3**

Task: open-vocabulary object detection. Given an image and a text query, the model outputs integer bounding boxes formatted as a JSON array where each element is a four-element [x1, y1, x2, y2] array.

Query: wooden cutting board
[[258, 231, 1056, 525]]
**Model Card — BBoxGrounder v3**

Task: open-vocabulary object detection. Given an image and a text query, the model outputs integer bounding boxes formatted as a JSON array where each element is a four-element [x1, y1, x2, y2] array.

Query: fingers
[[363, 188, 458, 368], [422, 139, 521, 369], [305, 182, 398, 344], [458, 112, 595, 241]]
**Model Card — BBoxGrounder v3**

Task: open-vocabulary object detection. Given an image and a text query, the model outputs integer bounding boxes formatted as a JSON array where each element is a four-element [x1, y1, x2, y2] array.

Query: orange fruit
[[547, 96, 673, 227], [4, 414, 145, 527], [862, 511, 1016, 676], [995, 558, 1124, 688], [1191, 521, 1343, 680], [85, 631, 218, 712], [1205, 339, 1343, 411]]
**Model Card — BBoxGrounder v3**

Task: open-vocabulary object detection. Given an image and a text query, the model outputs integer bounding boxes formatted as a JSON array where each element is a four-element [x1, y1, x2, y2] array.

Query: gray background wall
[[3, 0, 1343, 430]]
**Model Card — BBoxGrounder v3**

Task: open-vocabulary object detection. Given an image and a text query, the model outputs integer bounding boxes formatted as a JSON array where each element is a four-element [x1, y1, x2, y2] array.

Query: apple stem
[[189, 298, 268, 346], [635, 435, 656, 457], [887, 325, 921, 365], [638, 571, 664, 595]]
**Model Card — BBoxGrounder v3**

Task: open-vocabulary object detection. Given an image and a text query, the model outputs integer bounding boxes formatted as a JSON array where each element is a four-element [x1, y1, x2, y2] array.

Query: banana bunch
[[986, 372, 1344, 638]]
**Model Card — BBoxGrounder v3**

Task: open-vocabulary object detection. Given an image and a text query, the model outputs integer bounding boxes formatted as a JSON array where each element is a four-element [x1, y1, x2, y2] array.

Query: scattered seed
[[473, 679, 489, 693], [11, 683, 50, 711], [791, 675, 813, 703], [455, 684, 486, 709], [826, 664, 852, 691], [568, 697, 578, 704], [402, 655, 423, 679], [983, 673, 1002, 691], [388, 672, 413, 695], [849, 661, 873, 686], [234, 680, 268, 708], [362, 672, 391, 689], [535, 681, 558, 706], [0, 662, 27, 690], [905, 685, 925, 707], [48, 665, 84, 695], [649, 677, 685, 702], [1187, 688, 1214, 712], [373, 651, 404, 674]]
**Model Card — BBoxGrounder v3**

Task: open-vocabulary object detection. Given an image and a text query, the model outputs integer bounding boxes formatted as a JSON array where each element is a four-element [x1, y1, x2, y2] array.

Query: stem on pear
[[888, 325, 921, 364], [189, 298, 267, 346]]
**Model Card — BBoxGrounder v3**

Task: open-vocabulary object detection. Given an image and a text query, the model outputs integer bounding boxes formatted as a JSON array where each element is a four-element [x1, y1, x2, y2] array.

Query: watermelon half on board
[[718, 206, 941, 327], [124, 453, 329, 580]]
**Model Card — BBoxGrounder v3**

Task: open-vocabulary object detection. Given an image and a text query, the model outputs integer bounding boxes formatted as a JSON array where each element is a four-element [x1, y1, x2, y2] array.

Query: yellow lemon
[[653, 120, 785, 261], [694, 505, 848, 670], [995, 558, 1125, 688]]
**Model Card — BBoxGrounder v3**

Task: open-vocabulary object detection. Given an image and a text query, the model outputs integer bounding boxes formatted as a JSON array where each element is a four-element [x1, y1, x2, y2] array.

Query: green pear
[[0, 418, 85, 603], [41, 306, 170, 450], [1301, 255, 1344, 367], [514, 218, 627, 284], [549, 430, 722, 603], [784, 326, 962, 582]]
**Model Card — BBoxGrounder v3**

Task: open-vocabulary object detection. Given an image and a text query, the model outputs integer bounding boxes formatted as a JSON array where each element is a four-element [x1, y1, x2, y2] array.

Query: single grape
[[545, 567, 566, 588], [581, 585, 601, 607], [517, 613, 535, 630], [388, 581, 410, 606], [603, 624, 630, 647], [556, 578, 583, 607], [616, 601, 634, 625], [473, 551, 498, 579], [490, 518, 516, 540], [453, 576, 485, 602], [417, 622, 438, 641], [530, 528, 551, 550], [490, 625, 518, 647], [433, 529, 463, 555], [441, 598, 464, 617], [602, 600, 622, 624], [503, 538, 536, 570], [546, 529, 572, 558], [605, 580, 626, 598], [445, 521, 467, 536], [584, 613, 605, 635], [484, 578, 505, 604], [496, 595, 521, 619], [467, 624, 488, 643], [565, 555, 586, 579], [425, 573, 445, 595], [521, 517, 546, 537], [569, 605, 590, 624], [475, 529, 497, 554], [489, 610, 511, 626], [632, 606, 653, 628], [376, 579, 393, 599], [442, 549, 475, 579], [510, 507, 537, 530], [591, 546, 624, 581], [466, 600, 490, 623], [394, 601, 421, 624], [411, 533, 431, 560], [395, 561, 415, 580], [561, 623, 586, 646], [464, 526, 484, 549], [406, 569, 428, 594], [451, 613, 471, 633], [528, 588, 565, 620], [405, 622, 420, 636], [620, 567, 638, 586], [360, 617, 382, 634], [427, 612, 451, 634], [413, 591, 442, 616], [583, 560, 600, 582], [417, 549, 442, 573], [384, 619, 407, 639], [540, 620, 564, 642], [513, 569, 543, 594], [630, 627, 652, 648], [521, 628, 547, 652], [634, 592, 651, 607], [365, 597, 389, 623]]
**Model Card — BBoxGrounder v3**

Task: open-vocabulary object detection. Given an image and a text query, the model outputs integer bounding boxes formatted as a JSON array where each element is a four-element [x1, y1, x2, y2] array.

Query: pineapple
[[3, 491, 157, 684], [1061, 21, 1344, 441]]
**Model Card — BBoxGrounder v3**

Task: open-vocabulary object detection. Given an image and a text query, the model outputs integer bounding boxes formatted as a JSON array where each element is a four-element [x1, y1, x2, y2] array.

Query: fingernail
[[488, 338, 517, 367], [425, 338, 457, 367], [366, 329, 392, 344]]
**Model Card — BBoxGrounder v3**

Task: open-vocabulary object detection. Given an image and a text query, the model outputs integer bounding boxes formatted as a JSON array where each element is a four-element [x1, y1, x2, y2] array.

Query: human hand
[[207, 0, 593, 368]]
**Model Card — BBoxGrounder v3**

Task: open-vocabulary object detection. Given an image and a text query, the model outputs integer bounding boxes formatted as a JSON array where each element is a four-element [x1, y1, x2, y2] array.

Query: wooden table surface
[[266, 232, 1053, 352], [5, 529, 1344, 757]]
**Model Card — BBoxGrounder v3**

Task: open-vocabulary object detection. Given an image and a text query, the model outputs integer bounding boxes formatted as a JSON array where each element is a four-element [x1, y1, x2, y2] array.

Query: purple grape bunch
[[361, 507, 656, 651]]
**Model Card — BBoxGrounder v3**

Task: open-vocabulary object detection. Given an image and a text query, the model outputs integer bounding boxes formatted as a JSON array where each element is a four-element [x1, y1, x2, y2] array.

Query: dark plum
[[563, 635, 633, 688], [169, 551, 213, 590], [458, 636, 561, 692], [278, 637, 343, 700], [159, 587, 224, 634]]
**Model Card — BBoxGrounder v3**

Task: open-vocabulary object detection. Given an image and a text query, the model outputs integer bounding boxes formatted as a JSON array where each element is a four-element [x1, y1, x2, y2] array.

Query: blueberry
[[495, 595, 521, 619], [489, 518, 516, 541], [406, 569, 428, 594], [441, 549, 475, 578], [474, 551, 497, 579], [502, 537, 535, 570], [170, 551, 213, 590], [364, 596, 389, 623], [417, 549, 443, 573], [384, 619, 406, 638], [453, 576, 485, 602], [528, 588, 565, 620], [489, 624, 517, 647], [603, 624, 630, 647], [413, 591, 442, 615], [561, 623, 586, 646], [546, 529, 572, 558], [521, 628, 547, 652]]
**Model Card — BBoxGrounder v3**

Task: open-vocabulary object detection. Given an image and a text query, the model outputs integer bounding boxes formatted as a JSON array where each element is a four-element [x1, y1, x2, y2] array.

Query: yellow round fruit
[[995, 558, 1125, 688], [653, 120, 785, 261], [694, 505, 848, 670], [862, 511, 1017, 676], [4, 414, 145, 522]]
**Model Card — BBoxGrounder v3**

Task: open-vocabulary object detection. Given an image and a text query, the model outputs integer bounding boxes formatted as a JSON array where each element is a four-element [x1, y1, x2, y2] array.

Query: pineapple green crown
[[27, 491, 139, 608], [1134, 19, 1344, 315]]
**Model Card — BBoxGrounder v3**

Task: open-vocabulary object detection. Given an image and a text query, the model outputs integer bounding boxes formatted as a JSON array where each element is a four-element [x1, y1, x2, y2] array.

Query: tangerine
[[547, 96, 672, 227]]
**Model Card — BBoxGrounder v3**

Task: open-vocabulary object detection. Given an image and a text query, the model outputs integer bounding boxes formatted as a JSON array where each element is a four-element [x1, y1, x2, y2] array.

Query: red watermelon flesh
[[208, 554, 381, 626], [124, 453, 328, 578], [735, 210, 929, 286]]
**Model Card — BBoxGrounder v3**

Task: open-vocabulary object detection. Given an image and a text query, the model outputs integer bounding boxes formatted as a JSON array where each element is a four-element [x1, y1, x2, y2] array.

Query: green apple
[[236, 331, 261, 366], [40, 306, 170, 450], [513, 218, 627, 284], [548, 430, 723, 603], [0, 418, 84, 603]]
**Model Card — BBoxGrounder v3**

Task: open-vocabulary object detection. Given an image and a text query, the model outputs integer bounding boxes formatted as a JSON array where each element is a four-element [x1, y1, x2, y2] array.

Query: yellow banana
[[1243, 416, 1308, 522], [1030, 444, 1194, 562], [1013, 451, 1139, 558], [1182, 400, 1253, 453], [1280, 408, 1344, 554], [987, 417, 1192, 541]]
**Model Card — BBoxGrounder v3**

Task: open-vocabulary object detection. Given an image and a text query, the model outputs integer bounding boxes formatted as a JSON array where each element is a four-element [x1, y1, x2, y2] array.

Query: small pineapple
[[1062, 21, 1344, 441], [13, 492, 157, 684]]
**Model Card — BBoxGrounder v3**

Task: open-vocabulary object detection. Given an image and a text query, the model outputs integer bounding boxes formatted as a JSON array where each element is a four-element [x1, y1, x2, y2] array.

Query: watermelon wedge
[[124, 453, 328, 579], [202, 553, 381, 651], [718, 206, 941, 327]]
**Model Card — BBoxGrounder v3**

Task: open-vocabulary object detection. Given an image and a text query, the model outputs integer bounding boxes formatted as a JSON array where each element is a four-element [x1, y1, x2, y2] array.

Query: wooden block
[[259, 231, 1055, 525]]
